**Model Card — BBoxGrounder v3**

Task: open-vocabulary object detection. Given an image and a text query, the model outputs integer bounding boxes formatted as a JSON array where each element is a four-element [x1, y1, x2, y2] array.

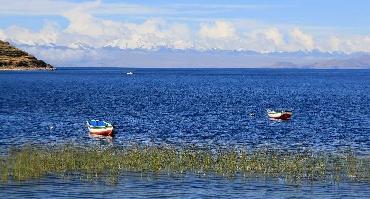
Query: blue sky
[[1, 0, 370, 66]]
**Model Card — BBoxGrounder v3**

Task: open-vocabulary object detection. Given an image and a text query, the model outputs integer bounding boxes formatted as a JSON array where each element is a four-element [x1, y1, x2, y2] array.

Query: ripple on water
[[0, 68, 369, 197], [1, 174, 370, 198], [0, 68, 369, 153]]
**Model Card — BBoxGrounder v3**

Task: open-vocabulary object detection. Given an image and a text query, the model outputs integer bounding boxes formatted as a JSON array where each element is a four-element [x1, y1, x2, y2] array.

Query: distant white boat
[[126, 72, 133, 75]]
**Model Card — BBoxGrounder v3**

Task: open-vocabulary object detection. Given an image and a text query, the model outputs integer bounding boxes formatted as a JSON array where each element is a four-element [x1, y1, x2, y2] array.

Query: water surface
[[0, 68, 369, 197], [1, 174, 369, 198]]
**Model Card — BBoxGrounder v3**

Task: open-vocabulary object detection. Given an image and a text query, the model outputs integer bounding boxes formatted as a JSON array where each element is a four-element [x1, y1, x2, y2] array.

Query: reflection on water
[[89, 134, 114, 142]]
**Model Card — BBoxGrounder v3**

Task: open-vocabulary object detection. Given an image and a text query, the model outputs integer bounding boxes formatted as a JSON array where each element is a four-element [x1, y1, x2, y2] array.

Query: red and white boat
[[86, 120, 114, 136], [267, 109, 292, 120]]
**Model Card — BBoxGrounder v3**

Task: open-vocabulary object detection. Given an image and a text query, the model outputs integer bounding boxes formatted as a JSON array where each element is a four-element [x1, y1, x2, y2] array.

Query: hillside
[[0, 40, 53, 70]]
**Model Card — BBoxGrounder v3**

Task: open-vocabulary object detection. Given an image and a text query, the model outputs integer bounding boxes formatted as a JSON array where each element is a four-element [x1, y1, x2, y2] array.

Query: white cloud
[[199, 21, 236, 39], [289, 27, 315, 50], [3, 15, 370, 55], [239, 27, 286, 52], [264, 27, 284, 47], [62, 0, 122, 37], [195, 21, 242, 51], [0, 29, 6, 40], [328, 36, 341, 51], [3, 22, 59, 46], [314, 35, 370, 53], [61, 2, 194, 50], [103, 19, 193, 50], [25, 46, 87, 63], [64, 12, 120, 37], [3, 5, 370, 59], [340, 36, 370, 53]]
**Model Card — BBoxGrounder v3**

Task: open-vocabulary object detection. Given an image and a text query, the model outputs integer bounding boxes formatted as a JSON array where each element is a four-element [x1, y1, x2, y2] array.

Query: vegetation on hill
[[0, 40, 53, 70]]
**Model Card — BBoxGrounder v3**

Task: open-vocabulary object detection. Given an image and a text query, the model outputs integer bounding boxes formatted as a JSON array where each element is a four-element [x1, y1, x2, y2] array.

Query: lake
[[0, 68, 369, 198]]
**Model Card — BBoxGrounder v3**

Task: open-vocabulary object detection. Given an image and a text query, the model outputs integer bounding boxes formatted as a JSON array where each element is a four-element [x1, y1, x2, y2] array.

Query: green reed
[[1, 145, 369, 184]]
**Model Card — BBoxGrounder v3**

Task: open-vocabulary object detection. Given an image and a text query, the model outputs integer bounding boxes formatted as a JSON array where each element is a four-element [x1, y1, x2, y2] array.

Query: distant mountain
[[310, 55, 370, 68], [0, 40, 54, 70], [271, 61, 298, 68], [10, 43, 370, 69], [272, 54, 370, 69]]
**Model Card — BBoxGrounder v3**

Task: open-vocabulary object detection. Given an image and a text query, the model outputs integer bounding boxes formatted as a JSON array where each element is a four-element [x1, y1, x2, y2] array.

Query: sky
[[1, 0, 370, 66]]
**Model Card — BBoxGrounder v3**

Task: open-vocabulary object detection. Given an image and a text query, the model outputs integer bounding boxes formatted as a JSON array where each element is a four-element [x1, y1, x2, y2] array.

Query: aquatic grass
[[1, 145, 369, 184], [0, 157, 9, 183]]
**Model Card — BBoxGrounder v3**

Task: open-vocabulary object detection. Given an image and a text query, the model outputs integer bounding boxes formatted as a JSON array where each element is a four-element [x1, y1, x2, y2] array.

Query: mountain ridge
[[11, 42, 370, 69]]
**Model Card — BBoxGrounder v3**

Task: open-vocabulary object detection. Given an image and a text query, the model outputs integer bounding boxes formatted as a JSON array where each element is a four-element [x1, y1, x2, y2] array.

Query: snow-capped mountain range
[[13, 42, 370, 68]]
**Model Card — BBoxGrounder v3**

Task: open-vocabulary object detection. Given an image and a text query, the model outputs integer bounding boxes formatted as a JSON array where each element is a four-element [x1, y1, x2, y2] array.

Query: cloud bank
[[2, 9, 369, 53], [1, 0, 370, 67]]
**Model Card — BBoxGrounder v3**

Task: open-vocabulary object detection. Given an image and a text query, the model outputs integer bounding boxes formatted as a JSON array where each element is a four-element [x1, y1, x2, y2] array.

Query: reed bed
[[1, 145, 369, 184]]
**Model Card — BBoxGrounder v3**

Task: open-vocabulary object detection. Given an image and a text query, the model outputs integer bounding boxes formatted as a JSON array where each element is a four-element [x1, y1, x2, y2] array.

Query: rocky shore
[[0, 40, 53, 70]]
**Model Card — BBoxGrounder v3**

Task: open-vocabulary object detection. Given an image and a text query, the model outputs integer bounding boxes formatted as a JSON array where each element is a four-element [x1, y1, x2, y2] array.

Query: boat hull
[[88, 127, 114, 136], [268, 112, 292, 120]]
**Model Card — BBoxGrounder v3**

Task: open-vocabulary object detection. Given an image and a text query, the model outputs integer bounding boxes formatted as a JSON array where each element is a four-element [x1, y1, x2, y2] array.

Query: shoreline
[[0, 67, 55, 71]]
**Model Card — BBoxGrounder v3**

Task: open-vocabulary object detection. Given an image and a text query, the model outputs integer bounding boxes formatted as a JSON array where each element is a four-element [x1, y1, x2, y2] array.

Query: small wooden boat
[[267, 109, 292, 120], [86, 120, 114, 136]]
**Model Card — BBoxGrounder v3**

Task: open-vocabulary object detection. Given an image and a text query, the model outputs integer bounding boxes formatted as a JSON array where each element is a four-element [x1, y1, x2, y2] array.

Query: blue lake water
[[0, 68, 369, 198], [1, 174, 369, 199]]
